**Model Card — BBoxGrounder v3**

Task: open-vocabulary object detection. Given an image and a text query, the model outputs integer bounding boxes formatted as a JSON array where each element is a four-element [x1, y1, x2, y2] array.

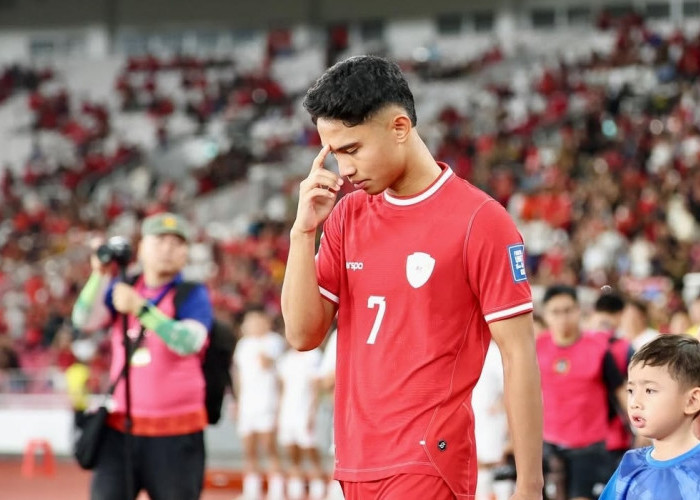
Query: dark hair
[[594, 292, 625, 314], [626, 298, 649, 319], [542, 284, 578, 305], [630, 334, 700, 389], [303, 55, 417, 127]]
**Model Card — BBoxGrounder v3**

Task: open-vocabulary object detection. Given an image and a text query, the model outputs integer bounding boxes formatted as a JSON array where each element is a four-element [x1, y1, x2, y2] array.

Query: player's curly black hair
[[303, 55, 417, 127]]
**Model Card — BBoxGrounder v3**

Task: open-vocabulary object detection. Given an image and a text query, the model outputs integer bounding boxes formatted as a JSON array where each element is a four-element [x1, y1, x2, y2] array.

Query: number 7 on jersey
[[366, 295, 386, 344]]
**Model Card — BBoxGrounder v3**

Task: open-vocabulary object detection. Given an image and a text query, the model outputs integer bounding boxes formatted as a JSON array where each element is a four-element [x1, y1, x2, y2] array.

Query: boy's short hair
[[542, 284, 578, 305], [630, 334, 700, 389], [303, 55, 417, 127]]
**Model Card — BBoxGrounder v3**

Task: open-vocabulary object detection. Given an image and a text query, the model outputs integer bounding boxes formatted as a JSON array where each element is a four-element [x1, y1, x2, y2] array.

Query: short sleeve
[[103, 278, 119, 316], [315, 198, 347, 304], [175, 284, 214, 330], [466, 200, 533, 323]]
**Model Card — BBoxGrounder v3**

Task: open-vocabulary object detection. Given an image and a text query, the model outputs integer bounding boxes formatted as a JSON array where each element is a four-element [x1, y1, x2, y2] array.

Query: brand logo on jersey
[[508, 244, 527, 283], [406, 252, 435, 288], [346, 261, 364, 271]]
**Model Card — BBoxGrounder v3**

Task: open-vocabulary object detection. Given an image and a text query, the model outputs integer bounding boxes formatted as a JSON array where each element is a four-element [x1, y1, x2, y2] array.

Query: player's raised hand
[[292, 145, 343, 235]]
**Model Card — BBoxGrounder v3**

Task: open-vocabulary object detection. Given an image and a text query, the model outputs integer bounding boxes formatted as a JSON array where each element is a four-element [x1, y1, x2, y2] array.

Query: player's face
[[627, 363, 697, 441], [317, 107, 407, 196], [139, 233, 189, 276], [542, 294, 580, 339]]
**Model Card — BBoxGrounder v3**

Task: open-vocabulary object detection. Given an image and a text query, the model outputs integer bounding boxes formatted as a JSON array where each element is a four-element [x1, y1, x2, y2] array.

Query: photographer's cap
[[141, 212, 191, 242]]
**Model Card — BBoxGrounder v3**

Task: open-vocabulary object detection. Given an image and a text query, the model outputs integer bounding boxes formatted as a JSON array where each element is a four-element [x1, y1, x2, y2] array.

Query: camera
[[96, 236, 133, 267]]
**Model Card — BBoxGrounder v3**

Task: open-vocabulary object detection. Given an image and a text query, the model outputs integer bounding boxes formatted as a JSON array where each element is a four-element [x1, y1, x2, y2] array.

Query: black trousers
[[90, 426, 205, 500]]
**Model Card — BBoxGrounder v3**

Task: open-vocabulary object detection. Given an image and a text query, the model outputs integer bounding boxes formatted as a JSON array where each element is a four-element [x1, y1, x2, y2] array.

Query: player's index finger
[[312, 144, 331, 171]]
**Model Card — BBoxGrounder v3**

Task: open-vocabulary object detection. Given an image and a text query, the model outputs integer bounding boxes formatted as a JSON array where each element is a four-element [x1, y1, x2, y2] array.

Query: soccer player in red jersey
[[281, 55, 544, 500]]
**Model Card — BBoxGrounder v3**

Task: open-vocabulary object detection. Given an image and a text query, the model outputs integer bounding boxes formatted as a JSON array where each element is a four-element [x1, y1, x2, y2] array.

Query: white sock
[[266, 473, 285, 500], [286, 476, 306, 499], [243, 473, 262, 500], [309, 478, 326, 499]]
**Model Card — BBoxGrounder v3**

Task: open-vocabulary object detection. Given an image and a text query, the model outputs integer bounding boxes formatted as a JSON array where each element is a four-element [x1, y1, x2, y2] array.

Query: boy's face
[[627, 362, 700, 441], [317, 106, 408, 196]]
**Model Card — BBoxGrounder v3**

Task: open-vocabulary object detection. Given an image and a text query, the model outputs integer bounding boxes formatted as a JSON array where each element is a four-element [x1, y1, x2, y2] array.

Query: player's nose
[[337, 159, 356, 179]]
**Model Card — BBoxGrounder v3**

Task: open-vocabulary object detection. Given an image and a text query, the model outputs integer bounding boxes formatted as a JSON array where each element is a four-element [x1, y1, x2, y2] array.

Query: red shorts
[[341, 474, 456, 500]]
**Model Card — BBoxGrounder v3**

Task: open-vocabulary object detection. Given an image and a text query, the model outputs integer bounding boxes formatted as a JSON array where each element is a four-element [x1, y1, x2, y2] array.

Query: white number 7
[[366, 295, 386, 344]]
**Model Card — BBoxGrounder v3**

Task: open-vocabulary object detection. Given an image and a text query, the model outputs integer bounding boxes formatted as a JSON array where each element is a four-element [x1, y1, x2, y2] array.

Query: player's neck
[[650, 422, 700, 461], [551, 329, 580, 347], [386, 137, 442, 197]]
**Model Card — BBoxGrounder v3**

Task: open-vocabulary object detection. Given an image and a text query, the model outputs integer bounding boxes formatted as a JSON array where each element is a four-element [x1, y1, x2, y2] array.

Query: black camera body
[[96, 236, 133, 267]]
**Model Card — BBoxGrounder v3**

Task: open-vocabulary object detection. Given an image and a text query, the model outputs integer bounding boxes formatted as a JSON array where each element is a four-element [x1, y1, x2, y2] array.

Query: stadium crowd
[[0, 11, 697, 385], [1, 10, 700, 498]]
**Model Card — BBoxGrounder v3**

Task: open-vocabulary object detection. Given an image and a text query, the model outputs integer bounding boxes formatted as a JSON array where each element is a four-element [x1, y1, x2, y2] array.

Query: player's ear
[[392, 113, 411, 144], [684, 386, 700, 416]]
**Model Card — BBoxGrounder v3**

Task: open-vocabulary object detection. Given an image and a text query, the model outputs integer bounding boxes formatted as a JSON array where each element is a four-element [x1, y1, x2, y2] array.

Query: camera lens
[[96, 243, 114, 265], [95, 236, 133, 266]]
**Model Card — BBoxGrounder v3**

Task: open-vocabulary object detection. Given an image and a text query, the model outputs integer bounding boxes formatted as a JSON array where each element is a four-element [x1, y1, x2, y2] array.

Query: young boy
[[599, 334, 700, 499]]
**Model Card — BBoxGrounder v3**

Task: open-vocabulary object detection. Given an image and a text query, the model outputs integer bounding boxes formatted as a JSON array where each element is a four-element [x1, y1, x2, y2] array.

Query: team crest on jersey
[[553, 358, 570, 374], [406, 252, 435, 288]]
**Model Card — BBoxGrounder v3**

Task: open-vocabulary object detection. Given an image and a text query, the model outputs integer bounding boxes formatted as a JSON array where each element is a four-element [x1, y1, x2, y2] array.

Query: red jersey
[[316, 165, 532, 496]]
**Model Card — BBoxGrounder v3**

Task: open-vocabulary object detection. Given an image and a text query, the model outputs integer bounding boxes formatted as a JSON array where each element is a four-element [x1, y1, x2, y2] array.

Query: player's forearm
[[503, 341, 544, 495], [281, 229, 330, 350], [71, 272, 111, 330]]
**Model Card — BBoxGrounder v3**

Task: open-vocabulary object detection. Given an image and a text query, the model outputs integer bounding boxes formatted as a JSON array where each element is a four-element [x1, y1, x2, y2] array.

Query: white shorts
[[475, 414, 508, 464], [237, 410, 277, 437], [278, 420, 317, 448]]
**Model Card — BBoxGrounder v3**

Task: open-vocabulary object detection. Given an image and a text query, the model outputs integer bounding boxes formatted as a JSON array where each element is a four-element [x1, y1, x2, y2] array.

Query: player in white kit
[[233, 307, 286, 500], [277, 344, 327, 499], [472, 340, 513, 500]]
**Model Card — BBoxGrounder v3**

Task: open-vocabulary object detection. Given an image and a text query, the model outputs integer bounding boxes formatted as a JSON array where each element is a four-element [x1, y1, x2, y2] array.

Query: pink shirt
[[109, 282, 206, 419], [537, 331, 612, 448]]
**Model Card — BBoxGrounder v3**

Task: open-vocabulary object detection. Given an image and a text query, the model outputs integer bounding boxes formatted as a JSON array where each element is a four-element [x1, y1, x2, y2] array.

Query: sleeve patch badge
[[508, 244, 527, 283]]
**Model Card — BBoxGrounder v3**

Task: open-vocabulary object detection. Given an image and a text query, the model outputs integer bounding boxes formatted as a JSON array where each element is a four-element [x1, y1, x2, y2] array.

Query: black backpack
[[173, 281, 235, 425], [127, 276, 235, 424], [173, 281, 236, 424]]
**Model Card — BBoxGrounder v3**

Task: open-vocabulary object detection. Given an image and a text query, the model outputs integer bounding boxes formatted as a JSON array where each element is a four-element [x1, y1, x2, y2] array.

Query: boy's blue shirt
[[599, 442, 700, 500]]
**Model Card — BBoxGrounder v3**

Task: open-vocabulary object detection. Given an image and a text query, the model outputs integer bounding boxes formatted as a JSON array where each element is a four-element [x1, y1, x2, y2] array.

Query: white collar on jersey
[[383, 166, 454, 206]]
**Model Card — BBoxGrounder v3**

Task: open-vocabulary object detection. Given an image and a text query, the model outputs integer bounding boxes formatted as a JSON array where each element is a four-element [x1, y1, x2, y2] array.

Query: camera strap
[[104, 279, 176, 396]]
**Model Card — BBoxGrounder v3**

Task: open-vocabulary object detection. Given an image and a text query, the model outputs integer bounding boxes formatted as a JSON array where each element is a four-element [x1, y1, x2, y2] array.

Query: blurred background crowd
[[1, 0, 700, 468]]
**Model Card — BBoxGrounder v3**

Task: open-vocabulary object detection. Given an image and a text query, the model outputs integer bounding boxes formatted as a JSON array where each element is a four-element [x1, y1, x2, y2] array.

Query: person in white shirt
[[315, 329, 344, 500], [472, 340, 512, 500], [277, 344, 326, 499], [233, 307, 286, 500], [619, 298, 659, 352]]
